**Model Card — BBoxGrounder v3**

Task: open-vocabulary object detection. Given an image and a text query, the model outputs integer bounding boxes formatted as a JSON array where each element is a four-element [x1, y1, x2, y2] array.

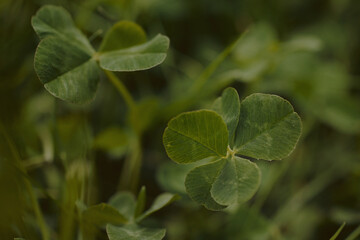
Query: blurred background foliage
[[1, 0, 360, 239]]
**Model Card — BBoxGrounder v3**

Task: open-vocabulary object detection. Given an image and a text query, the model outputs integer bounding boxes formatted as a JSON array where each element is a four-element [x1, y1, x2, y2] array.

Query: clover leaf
[[211, 156, 261, 206], [185, 159, 227, 210], [163, 110, 228, 164], [32, 5, 169, 104], [212, 87, 240, 146], [163, 87, 302, 210], [233, 93, 302, 160]]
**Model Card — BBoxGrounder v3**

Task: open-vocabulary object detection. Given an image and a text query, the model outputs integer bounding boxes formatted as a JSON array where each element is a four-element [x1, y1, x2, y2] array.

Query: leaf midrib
[[100, 52, 166, 59], [235, 111, 295, 152], [167, 127, 226, 158], [34, 17, 94, 54], [98, 34, 168, 56], [44, 57, 94, 84]]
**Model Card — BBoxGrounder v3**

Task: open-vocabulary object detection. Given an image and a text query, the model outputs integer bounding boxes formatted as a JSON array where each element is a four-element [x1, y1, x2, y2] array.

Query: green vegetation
[[0, 0, 359, 239]]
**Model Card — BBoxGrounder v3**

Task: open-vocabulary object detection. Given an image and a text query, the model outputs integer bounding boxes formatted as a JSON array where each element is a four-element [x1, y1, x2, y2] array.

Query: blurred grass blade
[[345, 225, 360, 240], [134, 186, 146, 218], [330, 222, 345, 240]]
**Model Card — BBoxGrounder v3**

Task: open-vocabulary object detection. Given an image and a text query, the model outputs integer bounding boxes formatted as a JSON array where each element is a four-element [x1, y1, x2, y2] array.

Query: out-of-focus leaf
[[93, 127, 129, 157], [56, 115, 92, 162], [107, 224, 166, 240], [315, 96, 360, 134], [233, 23, 277, 62], [99, 34, 169, 72], [226, 207, 271, 240], [128, 97, 159, 135], [82, 203, 128, 227], [284, 35, 323, 52], [163, 110, 228, 164], [137, 193, 179, 221], [108, 192, 136, 220], [99, 21, 146, 52], [32, 6, 169, 104], [331, 208, 360, 224], [156, 162, 194, 194], [32, 5, 100, 104], [31, 5, 94, 52]]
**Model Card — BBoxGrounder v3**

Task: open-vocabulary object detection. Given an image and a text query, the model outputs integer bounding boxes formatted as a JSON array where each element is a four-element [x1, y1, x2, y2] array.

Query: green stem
[[105, 70, 136, 111], [26, 181, 50, 240], [252, 159, 291, 212], [190, 33, 246, 95], [118, 136, 142, 192], [346, 225, 360, 240], [0, 121, 49, 240], [162, 31, 248, 119], [274, 168, 343, 224]]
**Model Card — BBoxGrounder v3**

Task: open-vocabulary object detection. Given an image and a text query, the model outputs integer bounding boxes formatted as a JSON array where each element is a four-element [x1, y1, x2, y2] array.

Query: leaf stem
[[190, 32, 246, 94], [161, 31, 248, 119], [118, 135, 142, 192], [274, 167, 345, 224], [26, 181, 50, 240], [330, 222, 346, 240], [104, 70, 136, 111]]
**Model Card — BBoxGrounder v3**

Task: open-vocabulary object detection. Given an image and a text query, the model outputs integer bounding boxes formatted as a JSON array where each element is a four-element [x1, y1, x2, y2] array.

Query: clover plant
[[32, 5, 169, 104], [30, 5, 176, 240], [27, 4, 304, 240], [163, 87, 302, 210]]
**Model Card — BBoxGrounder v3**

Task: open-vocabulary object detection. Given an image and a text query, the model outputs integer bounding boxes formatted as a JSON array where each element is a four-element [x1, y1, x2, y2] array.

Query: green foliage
[[93, 127, 129, 157], [82, 203, 128, 227], [185, 159, 227, 210], [163, 110, 228, 164], [3, 1, 359, 239], [212, 87, 240, 144], [329, 222, 346, 240], [107, 224, 166, 240], [99, 21, 147, 52], [98, 34, 169, 72], [32, 5, 169, 104], [79, 186, 177, 239], [210, 157, 261, 206], [164, 87, 301, 210], [233, 93, 302, 160]]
